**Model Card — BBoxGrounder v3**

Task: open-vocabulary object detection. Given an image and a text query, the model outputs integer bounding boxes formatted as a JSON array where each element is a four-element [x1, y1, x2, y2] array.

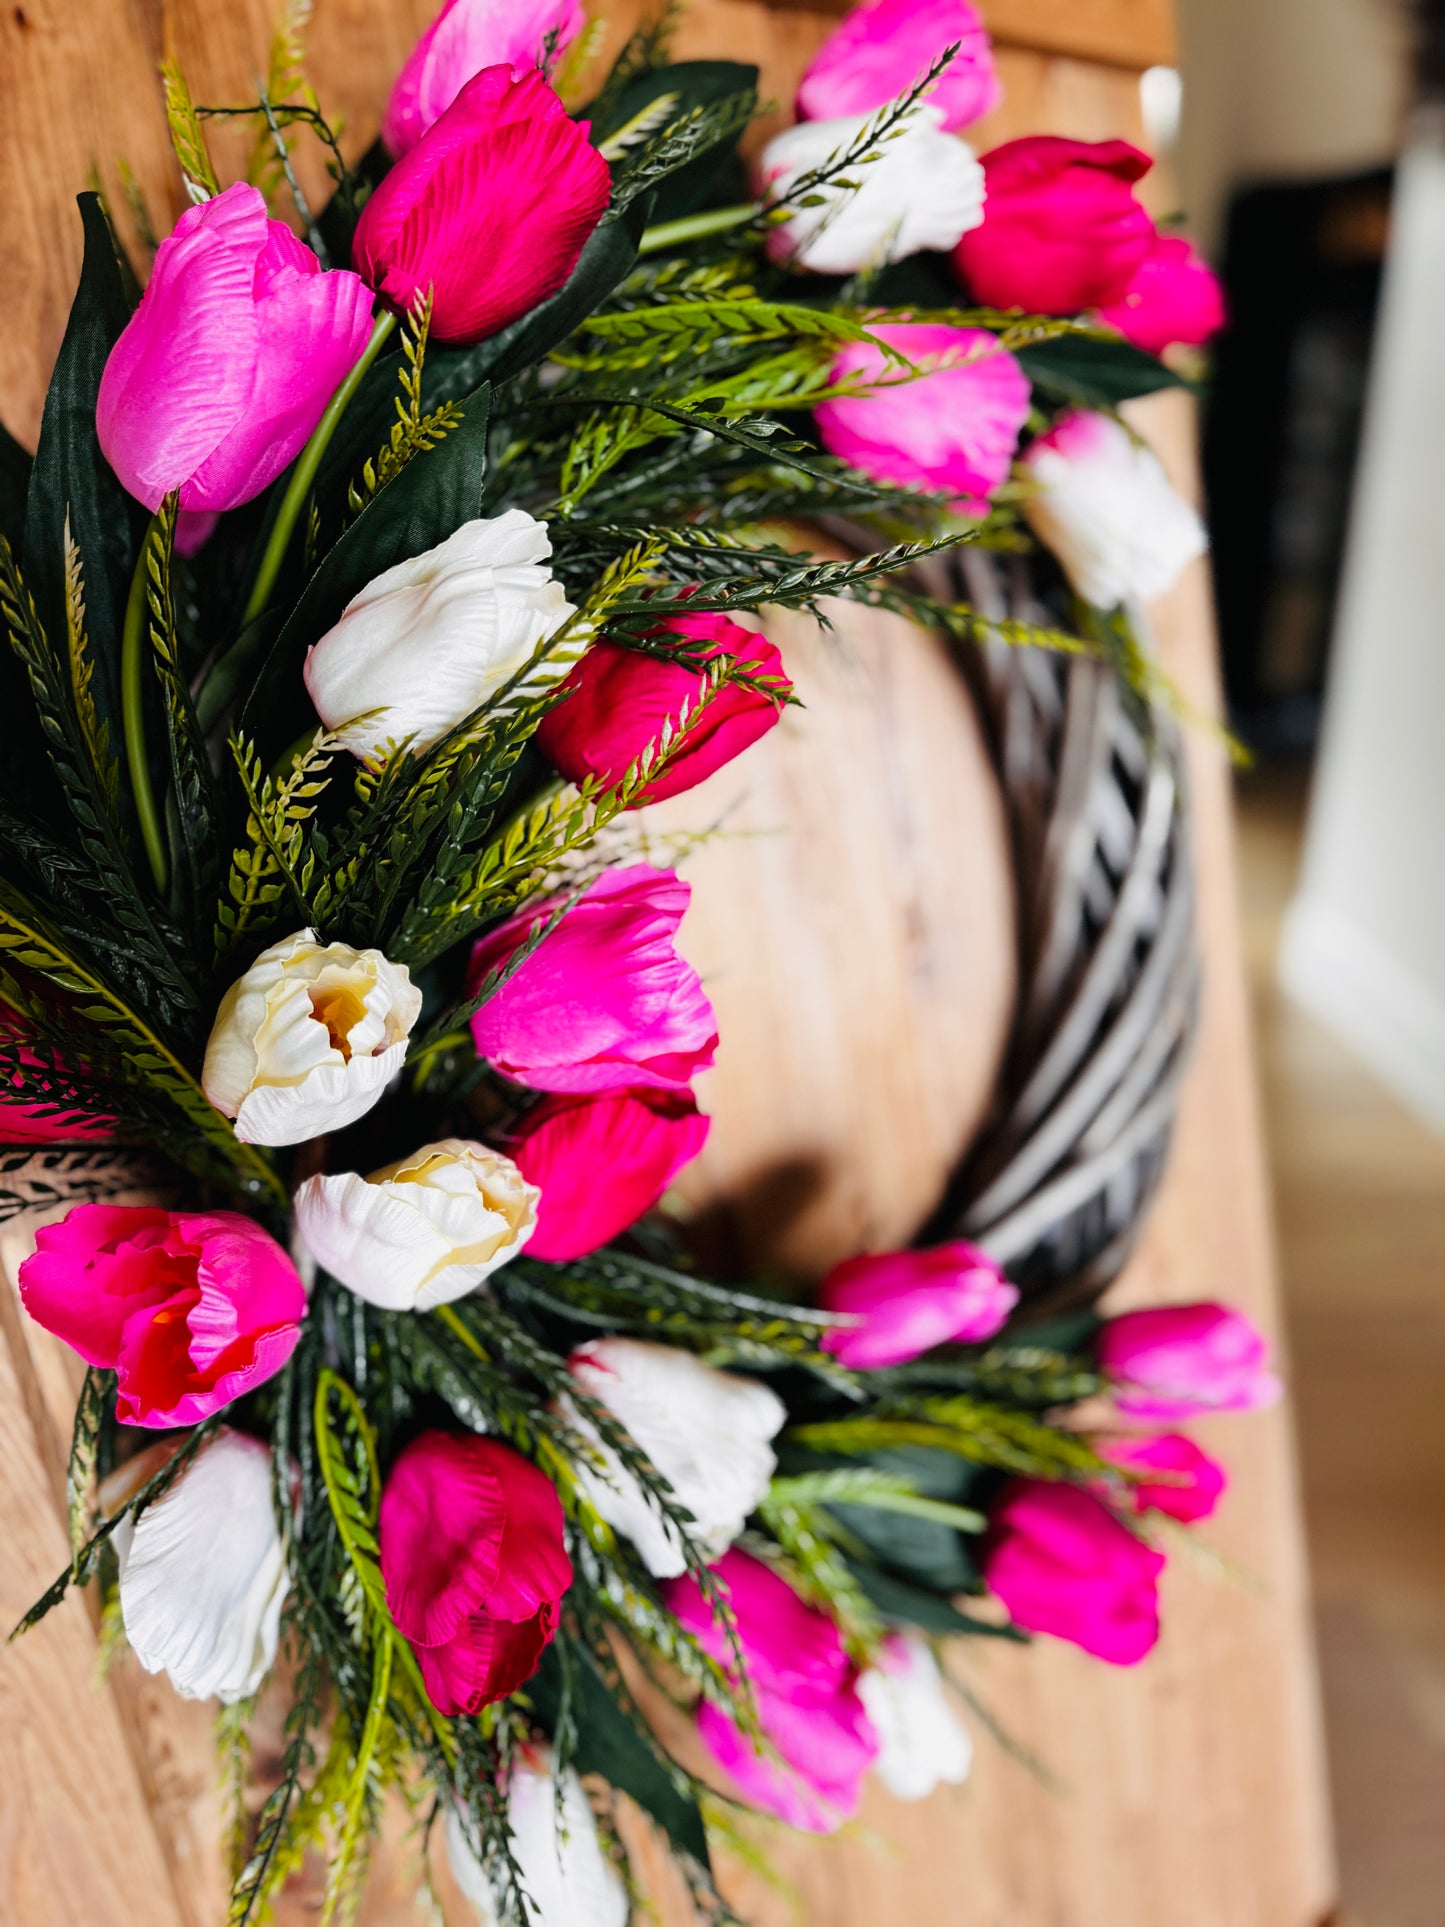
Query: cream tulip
[[303, 509, 578, 763], [858, 1634, 973, 1801], [564, 1338, 786, 1577], [294, 1138, 539, 1311], [759, 102, 985, 275], [111, 1428, 288, 1704], [444, 1755, 628, 1927], [202, 928, 421, 1146], [1021, 408, 1207, 609]]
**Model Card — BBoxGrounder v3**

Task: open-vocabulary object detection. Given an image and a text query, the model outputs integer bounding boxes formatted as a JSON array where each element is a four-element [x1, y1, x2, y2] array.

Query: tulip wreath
[[1, 2, 1271, 1922]]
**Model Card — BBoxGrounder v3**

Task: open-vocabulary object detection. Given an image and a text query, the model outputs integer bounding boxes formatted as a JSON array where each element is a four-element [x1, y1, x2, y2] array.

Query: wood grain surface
[[0, 4, 1333, 1923]]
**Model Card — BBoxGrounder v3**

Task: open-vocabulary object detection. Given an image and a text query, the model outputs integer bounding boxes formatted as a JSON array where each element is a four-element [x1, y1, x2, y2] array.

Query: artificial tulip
[[444, 1754, 628, 1927], [815, 323, 1031, 513], [303, 511, 577, 763], [982, 1478, 1165, 1665], [1097, 1302, 1282, 1418], [796, 0, 1001, 133], [954, 137, 1155, 314], [202, 929, 421, 1147], [858, 1634, 973, 1800], [19, 1204, 306, 1427], [664, 1550, 879, 1832], [760, 103, 985, 275], [97, 183, 375, 519], [294, 1139, 539, 1312], [467, 865, 717, 1094], [564, 1339, 785, 1576], [353, 65, 611, 345], [536, 614, 790, 805], [382, 0, 586, 156], [1100, 233, 1226, 355], [819, 1241, 1018, 1370], [111, 1429, 289, 1702], [380, 1432, 571, 1714], [508, 1087, 710, 1261], [1021, 409, 1207, 609], [1101, 1432, 1227, 1524]]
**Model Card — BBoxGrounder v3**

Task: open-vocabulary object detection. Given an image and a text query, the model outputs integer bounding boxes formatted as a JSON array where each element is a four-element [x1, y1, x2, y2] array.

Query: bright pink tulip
[[1099, 233, 1226, 355], [954, 137, 1155, 314], [536, 615, 790, 805], [380, 1432, 571, 1714], [353, 65, 611, 346], [983, 1479, 1164, 1665], [1100, 1433, 1226, 1524], [383, 0, 585, 155], [1097, 1302, 1282, 1419], [18, 1204, 305, 1427], [0, 1006, 110, 1144], [664, 1550, 878, 1832], [816, 323, 1030, 514], [795, 0, 1002, 133], [97, 184, 376, 518], [509, 1088, 710, 1261], [468, 865, 718, 1095], [819, 1241, 1017, 1370]]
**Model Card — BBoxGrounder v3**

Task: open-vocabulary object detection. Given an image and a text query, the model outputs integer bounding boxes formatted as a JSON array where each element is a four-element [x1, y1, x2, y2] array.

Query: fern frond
[[161, 59, 221, 201], [62, 516, 118, 813], [247, 0, 319, 201], [345, 290, 463, 519], [144, 499, 220, 918]]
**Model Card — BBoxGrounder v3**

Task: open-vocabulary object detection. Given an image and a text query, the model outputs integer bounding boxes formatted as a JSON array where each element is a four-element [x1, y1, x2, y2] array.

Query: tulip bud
[[383, 0, 586, 156], [295, 1139, 538, 1311], [815, 323, 1031, 513], [202, 928, 422, 1146], [110, 1429, 289, 1703], [1096, 1302, 1281, 1418], [1100, 233, 1226, 356], [353, 65, 611, 346], [444, 1754, 628, 1927], [1021, 409, 1207, 609], [819, 1241, 1018, 1370], [796, 0, 1002, 134], [1100, 1432, 1227, 1524], [982, 1478, 1165, 1665], [858, 1634, 973, 1800], [954, 137, 1156, 315], [97, 184, 375, 519], [760, 102, 985, 276], [303, 511, 577, 764], [564, 1339, 785, 1576]]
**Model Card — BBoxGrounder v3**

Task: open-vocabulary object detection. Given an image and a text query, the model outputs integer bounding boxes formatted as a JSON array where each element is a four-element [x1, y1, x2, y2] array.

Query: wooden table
[[0, 3, 1336, 1921]]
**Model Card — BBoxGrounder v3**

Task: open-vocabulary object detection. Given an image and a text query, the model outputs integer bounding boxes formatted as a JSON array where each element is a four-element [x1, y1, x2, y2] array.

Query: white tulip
[[111, 1428, 288, 1704], [858, 1634, 972, 1802], [444, 1756, 628, 1927], [203, 928, 421, 1147], [564, 1339, 786, 1577], [1021, 409, 1207, 610], [295, 1138, 539, 1311], [304, 510, 578, 763], [760, 101, 985, 275]]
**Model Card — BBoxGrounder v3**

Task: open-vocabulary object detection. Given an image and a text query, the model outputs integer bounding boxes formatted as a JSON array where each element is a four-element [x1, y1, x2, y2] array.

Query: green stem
[[240, 308, 398, 630], [121, 519, 168, 894], [637, 201, 758, 256]]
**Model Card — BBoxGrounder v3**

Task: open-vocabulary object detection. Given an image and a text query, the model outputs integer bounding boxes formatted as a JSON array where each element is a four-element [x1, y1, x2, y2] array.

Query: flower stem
[[636, 201, 758, 256], [121, 518, 168, 895], [240, 308, 398, 630]]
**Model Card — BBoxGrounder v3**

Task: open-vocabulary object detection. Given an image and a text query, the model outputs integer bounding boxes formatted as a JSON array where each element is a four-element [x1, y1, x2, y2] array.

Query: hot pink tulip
[[664, 1550, 878, 1832], [509, 1088, 710, 1261], [819, 1241, 1018, 1370], [795, 0, 1002, 133], [954, 137, 1156, 315], [1100, 1433, 1226, 1524], [1099, 233, 1226, 355], [383, 0, 585, 155], [353, 65, 611, 346], [468, 865, 718, 1095], [96, 184, 376, 519], [536, 615, 791, 805], [380, 1432, 571, 1714], [0, 1006, 110, 1144], [1097, 1302, 1282, 1419], [816, 323, 1030, 514], [18, 1204, 305, 1427], [983, 1479, 1164, 1665]]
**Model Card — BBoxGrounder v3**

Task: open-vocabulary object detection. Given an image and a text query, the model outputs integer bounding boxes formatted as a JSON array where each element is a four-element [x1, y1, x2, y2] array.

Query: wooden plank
[[759, 0, 1177, 70]]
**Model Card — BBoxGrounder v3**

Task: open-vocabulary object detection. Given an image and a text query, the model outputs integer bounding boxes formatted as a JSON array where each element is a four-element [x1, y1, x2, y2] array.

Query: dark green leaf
[[1018, 334, 1190, 407], [598, 63, 759, 222], [850, 1565, 1028, 1641], [0, 420, 32, 549]]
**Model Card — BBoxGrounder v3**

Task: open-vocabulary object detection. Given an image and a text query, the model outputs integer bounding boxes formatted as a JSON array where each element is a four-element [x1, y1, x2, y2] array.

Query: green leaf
[[0, 420, 31, 549], [849, 1565, 1028, 1641], [593, 61, 759, 222], [241, 384, 492, 757], [1018, 333, 1190, 407]]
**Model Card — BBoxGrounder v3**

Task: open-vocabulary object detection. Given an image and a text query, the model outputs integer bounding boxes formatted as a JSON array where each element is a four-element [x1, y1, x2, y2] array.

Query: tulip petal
[[380, 1434, 508, 1645], [18, 1204, 178, 1366], [416, 1606, 555, 1715]]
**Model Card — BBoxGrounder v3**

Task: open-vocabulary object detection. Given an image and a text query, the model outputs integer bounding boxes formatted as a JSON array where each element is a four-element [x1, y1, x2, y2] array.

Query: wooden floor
[[1237, 769, 1445, 1927]]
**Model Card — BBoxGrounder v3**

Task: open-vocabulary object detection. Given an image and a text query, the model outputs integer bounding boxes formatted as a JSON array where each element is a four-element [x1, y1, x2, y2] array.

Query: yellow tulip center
[[309, 983, 368, 1060]]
